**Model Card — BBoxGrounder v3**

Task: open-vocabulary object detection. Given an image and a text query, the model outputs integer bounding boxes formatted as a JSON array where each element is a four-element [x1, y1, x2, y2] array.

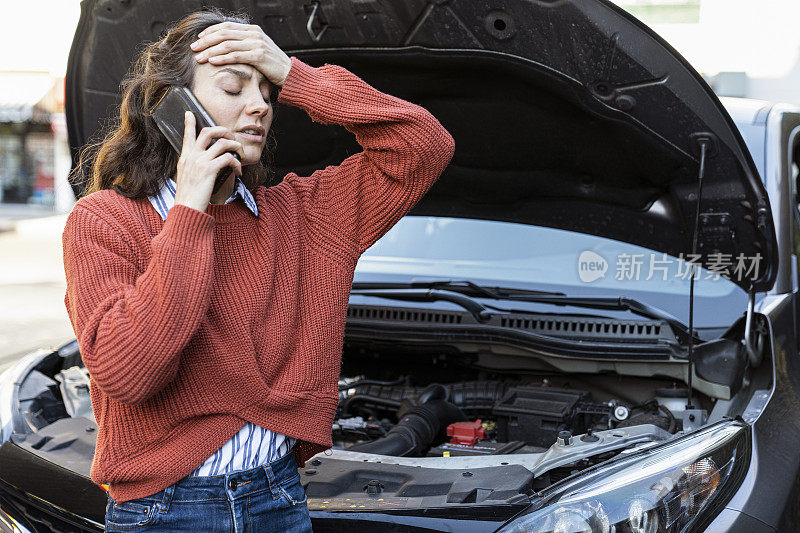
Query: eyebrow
[[213, 67, 252, 80], [212, 67, 271, 96]]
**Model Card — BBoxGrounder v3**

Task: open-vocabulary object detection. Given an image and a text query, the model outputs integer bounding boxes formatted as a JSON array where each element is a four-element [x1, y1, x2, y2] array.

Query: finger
[[195, 126, 235, 149], [195, 39, 254, 62], [197, 22, 229, 38], [210, 152, 243, 176], [195, 39, 246, 61], [198, 21, 247, 38], [191, 29, 250, 52], [207, 49, 258, 66], [181, 111, 196, 153], [231, 157, 243, 177], [205, 138, 244, 161]]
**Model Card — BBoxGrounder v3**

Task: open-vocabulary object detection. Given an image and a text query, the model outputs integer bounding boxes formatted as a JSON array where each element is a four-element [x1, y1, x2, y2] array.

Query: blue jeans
[[104, 451, 312, 532]]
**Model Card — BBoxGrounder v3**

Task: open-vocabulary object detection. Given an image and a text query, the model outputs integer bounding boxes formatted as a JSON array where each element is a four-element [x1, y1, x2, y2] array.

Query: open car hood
[[65, 0, 778, 291]]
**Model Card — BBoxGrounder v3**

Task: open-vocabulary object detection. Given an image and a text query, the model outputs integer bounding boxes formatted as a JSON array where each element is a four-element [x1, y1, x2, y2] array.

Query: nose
[[245, 89, 269, 118]]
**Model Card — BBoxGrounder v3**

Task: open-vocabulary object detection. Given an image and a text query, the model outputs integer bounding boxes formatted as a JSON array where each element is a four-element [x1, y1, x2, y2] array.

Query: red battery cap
[[447, 420, 486, 446]]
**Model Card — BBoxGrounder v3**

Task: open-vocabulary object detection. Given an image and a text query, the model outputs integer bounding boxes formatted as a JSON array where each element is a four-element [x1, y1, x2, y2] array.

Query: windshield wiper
[[349, 288, 493, 323], [353, 279, 566, 299], [350, 279, 699, 344], [350, 279, 562, 324]]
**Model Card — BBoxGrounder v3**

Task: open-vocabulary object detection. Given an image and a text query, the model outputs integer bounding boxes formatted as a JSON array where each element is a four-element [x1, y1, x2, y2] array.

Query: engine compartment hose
[[347, 385, 467, 456]]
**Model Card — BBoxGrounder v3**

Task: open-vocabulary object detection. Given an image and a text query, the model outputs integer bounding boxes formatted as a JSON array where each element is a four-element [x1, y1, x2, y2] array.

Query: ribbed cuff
[[276, 57, 329, 109], [160, 204, 215, 245]]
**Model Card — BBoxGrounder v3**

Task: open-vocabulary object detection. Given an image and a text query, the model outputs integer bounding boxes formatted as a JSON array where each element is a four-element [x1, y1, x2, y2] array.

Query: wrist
[[275, 56, 293, 87], [174, 198, 208, 214]]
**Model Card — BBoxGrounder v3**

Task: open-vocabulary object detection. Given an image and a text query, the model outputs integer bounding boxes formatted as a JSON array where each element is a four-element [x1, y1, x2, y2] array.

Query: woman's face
[[190, 61, 273, 165]]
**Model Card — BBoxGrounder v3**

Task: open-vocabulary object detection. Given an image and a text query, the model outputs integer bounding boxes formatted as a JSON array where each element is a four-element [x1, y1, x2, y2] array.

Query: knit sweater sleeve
[[62, 202, 215, 405], [276, 57, 455, 258]]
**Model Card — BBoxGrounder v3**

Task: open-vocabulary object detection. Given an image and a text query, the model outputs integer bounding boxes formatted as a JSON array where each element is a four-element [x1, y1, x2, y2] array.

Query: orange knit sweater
[[62, 57, 454, 502]]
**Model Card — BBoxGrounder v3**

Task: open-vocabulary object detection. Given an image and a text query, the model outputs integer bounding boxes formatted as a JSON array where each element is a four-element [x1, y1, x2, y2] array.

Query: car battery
[[427, 440, 526, 457], [492, 386, 589, 447], [446, 420, 487, 445]]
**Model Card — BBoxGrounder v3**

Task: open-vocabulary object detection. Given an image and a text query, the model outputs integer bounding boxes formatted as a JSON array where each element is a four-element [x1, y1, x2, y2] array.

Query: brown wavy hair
[[76, 8, 278, 199]]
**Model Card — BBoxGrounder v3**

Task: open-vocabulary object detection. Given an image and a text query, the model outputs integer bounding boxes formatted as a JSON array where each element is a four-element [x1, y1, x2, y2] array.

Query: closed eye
[[224, 89, 241, 96]]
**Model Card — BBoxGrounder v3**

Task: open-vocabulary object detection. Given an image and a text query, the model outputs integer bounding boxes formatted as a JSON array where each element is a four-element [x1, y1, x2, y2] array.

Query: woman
[[62, 8, 454, 532]]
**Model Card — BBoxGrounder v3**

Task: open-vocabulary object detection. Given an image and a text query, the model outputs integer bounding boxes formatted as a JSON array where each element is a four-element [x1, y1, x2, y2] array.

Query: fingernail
[[195, 53, 204, 62], [199, 30, 206, 37], [190, 40, 199, 49]]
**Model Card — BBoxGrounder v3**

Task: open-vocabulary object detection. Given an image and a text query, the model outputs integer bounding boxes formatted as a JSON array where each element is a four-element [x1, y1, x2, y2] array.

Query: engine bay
[[336, 375, 688, 454], [330, 343, 714, 469], [8, 338, 725, 490], [15, 341, 710, 455]]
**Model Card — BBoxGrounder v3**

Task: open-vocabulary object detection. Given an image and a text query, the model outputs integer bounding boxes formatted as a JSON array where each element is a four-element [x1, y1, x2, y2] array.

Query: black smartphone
[[152, 86, 240, 194]]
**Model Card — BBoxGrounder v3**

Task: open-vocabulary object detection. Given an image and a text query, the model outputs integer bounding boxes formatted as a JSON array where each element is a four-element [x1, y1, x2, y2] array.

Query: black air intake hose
[[342, 380, 510, 417], [347, 385, 467, 456]]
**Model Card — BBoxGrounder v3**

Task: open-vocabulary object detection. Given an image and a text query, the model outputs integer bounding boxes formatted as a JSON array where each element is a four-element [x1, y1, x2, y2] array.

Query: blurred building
[[613, 0, 800, 105], [0, 72, 73, 211]]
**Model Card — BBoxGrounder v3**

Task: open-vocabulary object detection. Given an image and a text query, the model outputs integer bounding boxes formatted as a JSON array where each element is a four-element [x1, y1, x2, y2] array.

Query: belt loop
[[159, 483, 176, 513], [262, 463, 279, 499]]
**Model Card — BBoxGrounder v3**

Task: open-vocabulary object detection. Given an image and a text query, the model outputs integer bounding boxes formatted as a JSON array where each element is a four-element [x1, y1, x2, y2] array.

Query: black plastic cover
[[694, 338, 747, 395], [300, 457, 533, 508], [492, 386, 589, 447]]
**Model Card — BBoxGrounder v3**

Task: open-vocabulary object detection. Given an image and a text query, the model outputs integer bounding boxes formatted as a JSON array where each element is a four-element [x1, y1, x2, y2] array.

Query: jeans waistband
[[137, 450, 299, 510]]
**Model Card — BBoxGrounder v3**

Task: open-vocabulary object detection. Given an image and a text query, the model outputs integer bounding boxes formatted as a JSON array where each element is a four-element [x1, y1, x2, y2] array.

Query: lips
[[237, 125, 265, 142]]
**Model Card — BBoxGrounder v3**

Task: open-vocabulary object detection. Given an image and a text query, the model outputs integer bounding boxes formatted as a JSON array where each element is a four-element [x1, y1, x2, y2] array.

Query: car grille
[[347, 305, 464, 324], [347, 304, 674, 343], [498, 315, 670, 342]]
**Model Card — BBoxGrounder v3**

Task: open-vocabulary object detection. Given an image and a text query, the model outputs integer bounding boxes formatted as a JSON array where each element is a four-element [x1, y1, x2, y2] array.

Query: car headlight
[[498, 421, 749, 533]]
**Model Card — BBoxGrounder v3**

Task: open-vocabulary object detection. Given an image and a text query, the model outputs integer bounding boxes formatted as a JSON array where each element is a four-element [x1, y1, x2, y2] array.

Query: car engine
[[10, 341, 691, 482], [334, 375, 679, 460]]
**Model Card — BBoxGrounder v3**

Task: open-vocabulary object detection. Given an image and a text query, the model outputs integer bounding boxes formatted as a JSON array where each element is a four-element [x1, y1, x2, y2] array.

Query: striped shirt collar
[[148, 177, 258, 221]]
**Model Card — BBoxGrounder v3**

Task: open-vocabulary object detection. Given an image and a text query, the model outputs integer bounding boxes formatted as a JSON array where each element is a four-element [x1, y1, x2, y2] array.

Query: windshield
[[355, 216, 749, 330]]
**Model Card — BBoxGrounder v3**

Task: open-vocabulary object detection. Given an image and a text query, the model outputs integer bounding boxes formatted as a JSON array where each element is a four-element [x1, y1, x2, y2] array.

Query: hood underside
[[66, 0, 778, 291]]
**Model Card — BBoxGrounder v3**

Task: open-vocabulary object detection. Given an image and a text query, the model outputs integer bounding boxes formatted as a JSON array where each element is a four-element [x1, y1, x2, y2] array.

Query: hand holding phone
[[152, 86, 243, 209]]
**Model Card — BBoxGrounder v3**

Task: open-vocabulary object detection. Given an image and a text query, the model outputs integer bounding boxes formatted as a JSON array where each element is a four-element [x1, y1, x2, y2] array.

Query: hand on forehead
[[190, 21, 292, 87]]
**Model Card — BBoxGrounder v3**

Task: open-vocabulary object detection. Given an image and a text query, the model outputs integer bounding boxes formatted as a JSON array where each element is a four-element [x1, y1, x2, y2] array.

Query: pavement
[[0, 203, 76, 373], [0, 202, 60, 231]]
